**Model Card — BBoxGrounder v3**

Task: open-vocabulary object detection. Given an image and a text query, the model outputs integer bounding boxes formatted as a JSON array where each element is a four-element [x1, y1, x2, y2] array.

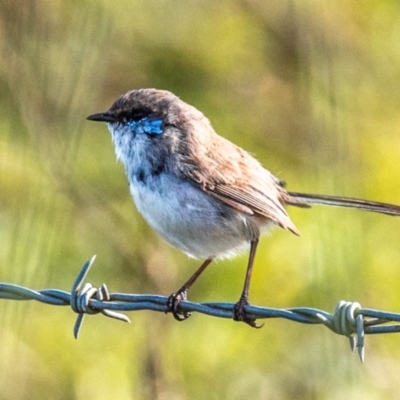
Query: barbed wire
[[1, 255, 400, 362]]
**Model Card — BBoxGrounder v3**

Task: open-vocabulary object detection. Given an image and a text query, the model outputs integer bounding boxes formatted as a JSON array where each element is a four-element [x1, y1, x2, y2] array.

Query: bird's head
[[87, 88, 185, 134], [87, 88, 217, 179]]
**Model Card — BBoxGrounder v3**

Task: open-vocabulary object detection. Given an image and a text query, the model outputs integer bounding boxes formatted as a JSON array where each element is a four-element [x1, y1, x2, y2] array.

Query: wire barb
[[1, 256, 400, 361], [316, 301, 364, 362], [70, 256, 130, 338]]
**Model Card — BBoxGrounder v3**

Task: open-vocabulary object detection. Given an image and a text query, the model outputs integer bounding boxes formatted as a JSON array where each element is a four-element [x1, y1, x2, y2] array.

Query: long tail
[[286, 191, 400, 217]]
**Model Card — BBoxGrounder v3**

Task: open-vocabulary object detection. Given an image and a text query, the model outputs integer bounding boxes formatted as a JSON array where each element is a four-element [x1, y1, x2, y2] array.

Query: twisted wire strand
[[1, 256, 400, 362]]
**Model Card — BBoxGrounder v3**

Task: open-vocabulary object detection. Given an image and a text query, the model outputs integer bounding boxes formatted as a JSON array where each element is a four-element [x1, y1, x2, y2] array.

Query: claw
[[166, 289, 192, 321], [233, 297, 263, 329]]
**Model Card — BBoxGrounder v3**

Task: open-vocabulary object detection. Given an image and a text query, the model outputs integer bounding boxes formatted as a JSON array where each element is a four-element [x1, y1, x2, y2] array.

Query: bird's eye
[[126, 117, 163, 136]]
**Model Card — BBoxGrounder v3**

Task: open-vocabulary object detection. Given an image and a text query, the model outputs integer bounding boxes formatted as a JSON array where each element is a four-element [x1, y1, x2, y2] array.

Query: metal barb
[[316, 301, 365, 362], [356, 314, 365, 363], [71, 256, 129, 338]]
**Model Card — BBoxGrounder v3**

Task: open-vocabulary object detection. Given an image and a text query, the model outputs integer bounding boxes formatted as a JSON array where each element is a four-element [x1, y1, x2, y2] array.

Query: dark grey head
[[89, 87, 218, 146], [86, 89, 218, 183], [87, 88, 199, 132]]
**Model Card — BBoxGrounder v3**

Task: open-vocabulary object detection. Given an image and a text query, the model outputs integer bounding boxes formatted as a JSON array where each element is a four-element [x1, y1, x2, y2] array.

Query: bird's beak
[[86, 112, 117, 123]]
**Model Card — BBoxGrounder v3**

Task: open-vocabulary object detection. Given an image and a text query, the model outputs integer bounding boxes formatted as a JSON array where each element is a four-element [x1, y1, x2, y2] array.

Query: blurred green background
[[1, 0, 400, 398]]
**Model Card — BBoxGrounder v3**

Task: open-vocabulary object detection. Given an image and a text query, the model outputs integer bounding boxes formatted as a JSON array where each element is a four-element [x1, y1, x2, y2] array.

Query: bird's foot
[[166, 288, 191, 321], [233, 296, 263, 329]]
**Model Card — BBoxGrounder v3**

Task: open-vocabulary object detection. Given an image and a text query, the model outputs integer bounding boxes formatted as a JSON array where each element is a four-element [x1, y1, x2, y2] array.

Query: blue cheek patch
[[127, 117, 164, 136]]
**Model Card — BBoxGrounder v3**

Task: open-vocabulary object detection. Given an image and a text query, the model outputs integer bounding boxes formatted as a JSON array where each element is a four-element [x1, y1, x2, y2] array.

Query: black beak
[[86, 112, 117, 123]]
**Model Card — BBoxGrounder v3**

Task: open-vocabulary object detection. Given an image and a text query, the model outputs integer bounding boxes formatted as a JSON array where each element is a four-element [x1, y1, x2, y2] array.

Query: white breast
[[129, 174, 268, 259]]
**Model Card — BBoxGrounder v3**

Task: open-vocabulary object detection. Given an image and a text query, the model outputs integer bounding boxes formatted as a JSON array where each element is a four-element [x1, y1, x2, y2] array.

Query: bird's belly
[[129, 175, 268, 259]]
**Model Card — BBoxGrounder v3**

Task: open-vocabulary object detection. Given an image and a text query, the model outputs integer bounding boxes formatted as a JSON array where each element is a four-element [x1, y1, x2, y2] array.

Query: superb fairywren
[[87, 88, 400, 327]]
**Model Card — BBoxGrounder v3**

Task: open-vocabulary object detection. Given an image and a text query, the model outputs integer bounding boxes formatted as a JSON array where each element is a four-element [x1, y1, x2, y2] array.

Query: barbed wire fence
[[1, 255, 400, 362]]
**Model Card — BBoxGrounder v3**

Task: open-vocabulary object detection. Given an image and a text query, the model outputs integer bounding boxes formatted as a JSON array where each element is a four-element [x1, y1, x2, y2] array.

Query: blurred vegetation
[[1, 0, 400, 398]]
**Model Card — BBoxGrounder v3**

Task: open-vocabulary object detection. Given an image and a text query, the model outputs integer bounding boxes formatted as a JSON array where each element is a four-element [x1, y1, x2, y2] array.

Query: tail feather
[[286, 191, 400, 217]]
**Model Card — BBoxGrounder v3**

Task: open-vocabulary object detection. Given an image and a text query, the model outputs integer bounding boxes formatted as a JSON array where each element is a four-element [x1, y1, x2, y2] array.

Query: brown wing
[[206, 183, 299, 235], [176, 125, 299, 235]]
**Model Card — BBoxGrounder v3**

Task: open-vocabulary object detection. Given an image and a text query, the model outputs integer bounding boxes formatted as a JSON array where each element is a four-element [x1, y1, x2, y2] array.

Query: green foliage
[[1, 1, 400, 398]]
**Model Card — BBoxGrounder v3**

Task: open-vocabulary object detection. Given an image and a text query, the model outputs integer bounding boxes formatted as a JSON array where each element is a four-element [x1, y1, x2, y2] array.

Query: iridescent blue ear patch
[[127, 117, 163, 135]]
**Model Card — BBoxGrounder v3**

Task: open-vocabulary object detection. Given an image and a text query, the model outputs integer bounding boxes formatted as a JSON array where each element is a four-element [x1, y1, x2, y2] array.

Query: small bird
[[87, 88, 400, 327]]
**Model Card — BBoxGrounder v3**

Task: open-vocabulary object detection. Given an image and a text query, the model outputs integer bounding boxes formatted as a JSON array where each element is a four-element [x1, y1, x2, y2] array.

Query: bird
[[87, 88, 400, 327]]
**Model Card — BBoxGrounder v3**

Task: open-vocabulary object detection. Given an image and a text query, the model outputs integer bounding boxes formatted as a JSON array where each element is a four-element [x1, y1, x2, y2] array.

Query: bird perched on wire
[[87, 88, 400, 327]]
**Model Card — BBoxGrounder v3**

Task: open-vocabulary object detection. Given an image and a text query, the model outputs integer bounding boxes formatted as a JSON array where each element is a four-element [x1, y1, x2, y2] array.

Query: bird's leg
[[234, 239, 263, 328], [166, 257, 214, 321]]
